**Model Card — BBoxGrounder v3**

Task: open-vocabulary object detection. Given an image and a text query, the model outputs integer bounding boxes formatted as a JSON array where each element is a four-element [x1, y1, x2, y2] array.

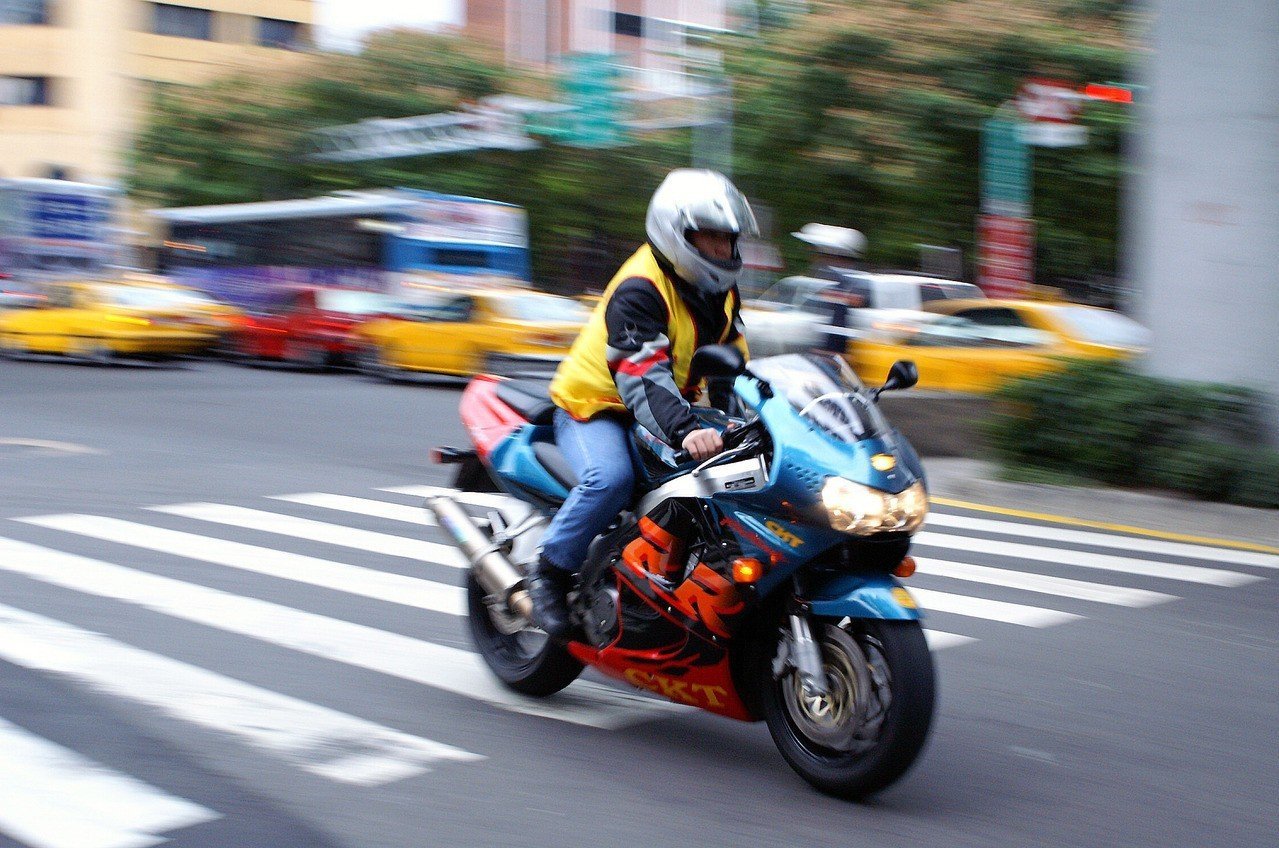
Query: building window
[[0, 0, 47, 25], [613, 12, 643, 38], [152, 3, 212, 40], [0, 76, 51, 106], [257, 17, 302, 49]]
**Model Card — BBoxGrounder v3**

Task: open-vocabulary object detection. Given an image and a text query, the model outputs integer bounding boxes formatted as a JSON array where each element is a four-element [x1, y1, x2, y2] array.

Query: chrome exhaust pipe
[[425, 495, 532, 620]]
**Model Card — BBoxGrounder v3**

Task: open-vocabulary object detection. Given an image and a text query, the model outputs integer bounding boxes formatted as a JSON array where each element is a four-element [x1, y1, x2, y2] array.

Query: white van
[[743, 273, 985, 355]]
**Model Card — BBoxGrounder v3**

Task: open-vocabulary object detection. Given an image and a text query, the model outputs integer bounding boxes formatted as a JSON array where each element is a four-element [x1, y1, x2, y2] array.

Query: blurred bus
[[0, 178, 119, 289], [153, 189, 531, 307]]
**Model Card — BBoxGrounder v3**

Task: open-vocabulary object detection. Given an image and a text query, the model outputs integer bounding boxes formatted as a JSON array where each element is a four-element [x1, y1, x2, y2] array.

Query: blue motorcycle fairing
[[733, 376, 922, 500], [805, 573, 921, 621], [488, 424, 571, 505]]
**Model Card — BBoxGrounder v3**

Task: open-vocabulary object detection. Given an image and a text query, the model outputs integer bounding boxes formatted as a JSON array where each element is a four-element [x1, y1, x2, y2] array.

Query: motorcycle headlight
[[821, 477, 929, 535]]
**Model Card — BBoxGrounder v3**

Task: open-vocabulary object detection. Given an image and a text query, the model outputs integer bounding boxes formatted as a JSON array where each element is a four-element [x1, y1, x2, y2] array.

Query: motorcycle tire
[[466, 572, 583, 697], [761, 619, 935, 800]]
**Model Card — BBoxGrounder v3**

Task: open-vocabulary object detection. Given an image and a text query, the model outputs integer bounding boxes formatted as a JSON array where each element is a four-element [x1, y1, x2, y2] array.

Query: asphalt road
[[1, 357, 1276, 848]]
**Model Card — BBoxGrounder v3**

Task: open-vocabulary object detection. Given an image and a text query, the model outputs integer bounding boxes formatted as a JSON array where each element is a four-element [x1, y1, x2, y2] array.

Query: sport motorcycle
[[428, 346, 935, 799]]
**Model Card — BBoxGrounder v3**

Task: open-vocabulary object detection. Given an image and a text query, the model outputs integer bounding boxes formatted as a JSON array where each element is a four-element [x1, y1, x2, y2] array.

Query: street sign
[[559, 53, 627, 148], [977, 214, 1035, 298], [1015, 78, 1088, 148], [981, 117, 1030, 215]]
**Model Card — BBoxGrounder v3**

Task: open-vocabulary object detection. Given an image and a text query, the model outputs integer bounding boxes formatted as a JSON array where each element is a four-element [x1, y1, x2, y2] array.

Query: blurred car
[[0, 287, 45, 311], [355, 288, 589, 378], [118, 274, 245, 344], [743, 273, 986, 355], [0, 280, 219, 362], [228, 287, 389, 369], [847, 312, 1061, 393], [922, 299, 1150, 359]]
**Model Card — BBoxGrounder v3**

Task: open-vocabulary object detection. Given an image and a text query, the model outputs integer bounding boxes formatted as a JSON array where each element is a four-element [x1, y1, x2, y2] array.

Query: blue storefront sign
[[26, 192, 111, 242]]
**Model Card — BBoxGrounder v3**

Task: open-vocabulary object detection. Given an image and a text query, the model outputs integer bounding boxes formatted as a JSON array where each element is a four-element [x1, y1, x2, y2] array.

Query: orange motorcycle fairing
[[568, 639, 755, 721]]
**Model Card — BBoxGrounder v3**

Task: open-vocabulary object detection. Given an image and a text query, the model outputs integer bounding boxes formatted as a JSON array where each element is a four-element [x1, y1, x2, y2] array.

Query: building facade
[[0, 0, 314, 186], [464, 0, 727, 90], [1129, 0, 1279, 439]]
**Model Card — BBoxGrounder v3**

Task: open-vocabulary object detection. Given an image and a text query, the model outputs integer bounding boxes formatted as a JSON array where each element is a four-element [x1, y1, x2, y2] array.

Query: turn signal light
[[731, 557, 764, 584], [893, 556, 917, 578]]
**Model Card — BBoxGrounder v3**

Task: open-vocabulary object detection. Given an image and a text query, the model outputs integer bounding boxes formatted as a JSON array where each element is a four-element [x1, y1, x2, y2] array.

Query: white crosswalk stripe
[[269, 492, 439, 525], [0, 603, 482, 786], [380, 484, 516, 511], [146, 502, 466, 566], [906, 588, 1083, 628], [16, 513, 465, 615], [0, 536, 680, 730], [914, 557, 1176, 607], [925, 512, 1279, 569], [922, 630, 977, 650], [913, 530, 1261, 587], [0, 715, 218, 848]]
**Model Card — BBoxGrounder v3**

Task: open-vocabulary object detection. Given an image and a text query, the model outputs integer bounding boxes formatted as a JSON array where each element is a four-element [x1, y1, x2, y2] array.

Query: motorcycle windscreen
[[748, 353, 891, 444]]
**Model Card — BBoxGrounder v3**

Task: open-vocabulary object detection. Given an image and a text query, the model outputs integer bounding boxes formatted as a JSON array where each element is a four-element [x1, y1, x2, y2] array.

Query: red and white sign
[[1015, 78, 1082, 123], [977, 214, 1035, 298], [1015, 78, 1088, 148]]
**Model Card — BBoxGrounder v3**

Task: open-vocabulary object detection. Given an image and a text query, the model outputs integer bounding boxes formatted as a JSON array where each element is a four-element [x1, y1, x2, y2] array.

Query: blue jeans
[[539, 408, 636, 573]]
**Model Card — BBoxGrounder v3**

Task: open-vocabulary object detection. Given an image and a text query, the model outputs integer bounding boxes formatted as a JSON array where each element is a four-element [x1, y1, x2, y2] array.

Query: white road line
[[380, 484, 517, 511], [145, 503, 466, 566], [269, 492, 438, 525], [913, 531, 1261, 587], [914, 557, 1176, 608], [0, 537, 680, 729], [926, 512, 1279, 569], [0, 715, 218, 848], [907, 587, 1082, 628], [923, 630, 977, 650], [19, 514, 465, 616], [0, 603, 482, 786]]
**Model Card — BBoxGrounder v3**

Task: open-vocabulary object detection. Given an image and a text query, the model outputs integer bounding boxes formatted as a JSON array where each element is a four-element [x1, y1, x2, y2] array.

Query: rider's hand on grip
[[682, 428, 724, 462]]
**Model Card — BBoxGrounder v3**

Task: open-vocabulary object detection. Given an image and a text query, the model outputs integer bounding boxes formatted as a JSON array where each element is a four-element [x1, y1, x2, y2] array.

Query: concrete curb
[[923, 457, 1279, 550]]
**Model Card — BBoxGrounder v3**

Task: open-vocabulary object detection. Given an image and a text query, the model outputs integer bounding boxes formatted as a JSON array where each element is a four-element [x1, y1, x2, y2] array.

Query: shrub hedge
[[984, 359, 1279, 509]]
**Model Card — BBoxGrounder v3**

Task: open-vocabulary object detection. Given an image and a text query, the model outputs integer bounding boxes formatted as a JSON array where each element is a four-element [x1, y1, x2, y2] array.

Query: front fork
[[772, 585, 830, 699]]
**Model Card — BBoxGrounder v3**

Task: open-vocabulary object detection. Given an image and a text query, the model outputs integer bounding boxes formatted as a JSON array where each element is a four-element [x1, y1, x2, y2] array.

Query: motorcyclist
[[792, 223, 871, 354], [527, 169, 757, 636]]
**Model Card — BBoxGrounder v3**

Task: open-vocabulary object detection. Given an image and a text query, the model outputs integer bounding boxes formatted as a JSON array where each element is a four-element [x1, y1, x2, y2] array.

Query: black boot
[[525, 556, 574, 637]]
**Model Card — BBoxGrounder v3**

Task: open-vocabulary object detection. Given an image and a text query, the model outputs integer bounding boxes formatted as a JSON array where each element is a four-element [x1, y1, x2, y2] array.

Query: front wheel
[[466, 572, 583, 697], [761, 619, 935, 800]]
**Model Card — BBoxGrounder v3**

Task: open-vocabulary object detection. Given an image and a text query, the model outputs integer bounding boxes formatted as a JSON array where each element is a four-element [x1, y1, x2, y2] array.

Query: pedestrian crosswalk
[[0, 483, 1272, 848], [0, 714, 218, 848]]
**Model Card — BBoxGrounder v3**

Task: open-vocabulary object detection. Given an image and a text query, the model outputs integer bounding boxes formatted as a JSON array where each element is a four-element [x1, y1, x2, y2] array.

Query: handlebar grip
[[672, 450, 693, 465]]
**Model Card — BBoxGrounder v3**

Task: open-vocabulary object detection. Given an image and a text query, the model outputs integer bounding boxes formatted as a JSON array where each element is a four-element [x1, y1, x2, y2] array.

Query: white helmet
[[645, 169, 759, 294], [791, 223, 866, 258]]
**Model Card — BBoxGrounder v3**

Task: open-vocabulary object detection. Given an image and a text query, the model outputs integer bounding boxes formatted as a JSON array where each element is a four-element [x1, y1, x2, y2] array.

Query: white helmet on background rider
[[645, 169, 759, 295]]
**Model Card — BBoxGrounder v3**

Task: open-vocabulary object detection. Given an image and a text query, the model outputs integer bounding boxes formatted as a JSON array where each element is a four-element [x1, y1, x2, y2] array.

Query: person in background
[[792, 223, 871, 354], [525, 170, 757, 637]]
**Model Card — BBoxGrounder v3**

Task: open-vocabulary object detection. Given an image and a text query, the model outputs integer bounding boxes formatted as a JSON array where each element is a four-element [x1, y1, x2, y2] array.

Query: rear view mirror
[[688, 344, 746, 384], [874, 360, 918, 399]]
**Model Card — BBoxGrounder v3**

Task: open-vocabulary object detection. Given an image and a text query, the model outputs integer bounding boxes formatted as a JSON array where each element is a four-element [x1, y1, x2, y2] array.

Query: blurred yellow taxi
[[355, 288, 589, 378], [922, 299, 1150, 359], [0, 280, 219, 362], [848, 311, 1058, 393], [117, 274, 246, 342], [850, 301, 1149, 393]]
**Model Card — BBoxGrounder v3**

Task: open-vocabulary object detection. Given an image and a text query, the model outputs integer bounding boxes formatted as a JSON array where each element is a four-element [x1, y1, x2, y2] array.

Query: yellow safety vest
[[550, 244, 746, 421]]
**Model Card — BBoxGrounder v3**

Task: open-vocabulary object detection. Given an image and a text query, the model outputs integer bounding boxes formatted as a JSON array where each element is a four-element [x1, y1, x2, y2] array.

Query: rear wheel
[[761, 619, 935, 800], [466, 572, 582, 696]]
